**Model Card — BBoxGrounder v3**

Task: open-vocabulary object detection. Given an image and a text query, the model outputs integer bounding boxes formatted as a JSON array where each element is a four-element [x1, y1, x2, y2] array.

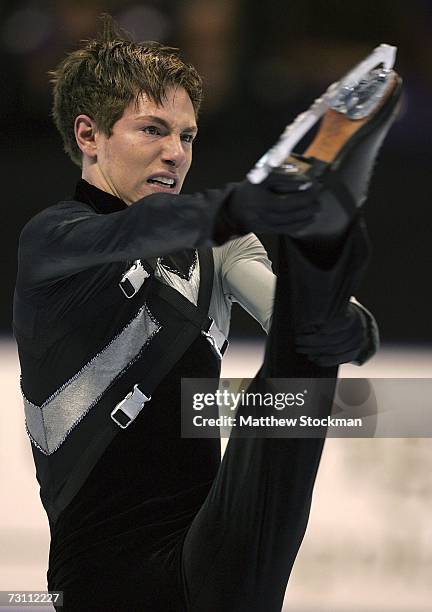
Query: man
[[14, 16, 381, 612]]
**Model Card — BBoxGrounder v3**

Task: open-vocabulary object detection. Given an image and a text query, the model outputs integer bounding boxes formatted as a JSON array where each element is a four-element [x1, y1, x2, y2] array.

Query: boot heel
[[304, 72, 401, 164]]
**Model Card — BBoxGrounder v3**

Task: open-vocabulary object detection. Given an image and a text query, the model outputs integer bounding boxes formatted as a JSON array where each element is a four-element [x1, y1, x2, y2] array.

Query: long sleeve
[[220, 234, 275, 334], [16, 185, 238, 295]]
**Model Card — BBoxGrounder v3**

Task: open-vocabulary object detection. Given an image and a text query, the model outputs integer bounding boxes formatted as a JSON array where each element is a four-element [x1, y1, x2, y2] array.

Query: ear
[[74, 114, 98, 159]]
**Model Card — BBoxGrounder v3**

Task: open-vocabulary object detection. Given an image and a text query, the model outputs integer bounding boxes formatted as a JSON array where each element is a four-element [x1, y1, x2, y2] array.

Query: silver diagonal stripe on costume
[[23, 304, 161, 455]]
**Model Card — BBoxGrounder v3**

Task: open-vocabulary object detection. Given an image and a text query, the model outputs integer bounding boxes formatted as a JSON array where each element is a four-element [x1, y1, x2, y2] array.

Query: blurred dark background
[[2, 0, 431, 342]]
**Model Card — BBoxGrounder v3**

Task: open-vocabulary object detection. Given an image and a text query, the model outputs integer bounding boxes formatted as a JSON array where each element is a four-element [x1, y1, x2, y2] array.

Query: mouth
[[146, 174, 178, 192]]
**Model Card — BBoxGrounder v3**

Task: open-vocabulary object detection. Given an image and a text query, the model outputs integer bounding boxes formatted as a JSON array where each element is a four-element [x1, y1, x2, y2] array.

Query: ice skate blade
[[303, 71, 401, 164], [268, 70, 402, 247], [247, 44, 398, 184]]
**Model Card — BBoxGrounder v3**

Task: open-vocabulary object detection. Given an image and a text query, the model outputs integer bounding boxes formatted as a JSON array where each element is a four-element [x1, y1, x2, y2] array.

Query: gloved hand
[[224, 174, 320, 237], [294, 303, 367, 367]]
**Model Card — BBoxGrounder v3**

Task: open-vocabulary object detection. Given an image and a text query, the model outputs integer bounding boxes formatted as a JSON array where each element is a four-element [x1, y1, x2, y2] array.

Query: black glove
[[224, 175, 320, 237], [294, 303, 367, 367]]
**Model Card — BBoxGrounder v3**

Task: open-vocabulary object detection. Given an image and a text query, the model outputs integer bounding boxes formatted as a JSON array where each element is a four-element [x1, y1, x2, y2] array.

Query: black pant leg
[[181, 222, 369, 612]]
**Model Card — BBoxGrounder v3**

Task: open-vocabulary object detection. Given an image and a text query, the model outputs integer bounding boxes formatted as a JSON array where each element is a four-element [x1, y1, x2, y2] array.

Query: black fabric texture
[[14, 181, 222, 610], [48, 333, 221, 612], [15, 178, 372, 611]]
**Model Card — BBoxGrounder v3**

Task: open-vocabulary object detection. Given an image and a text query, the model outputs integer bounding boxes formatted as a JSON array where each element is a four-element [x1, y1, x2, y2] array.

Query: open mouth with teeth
[[147, 176, 177, 189]]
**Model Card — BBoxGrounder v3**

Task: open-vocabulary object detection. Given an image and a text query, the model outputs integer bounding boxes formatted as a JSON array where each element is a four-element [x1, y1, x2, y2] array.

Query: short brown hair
[[50, 14, 203, 166]]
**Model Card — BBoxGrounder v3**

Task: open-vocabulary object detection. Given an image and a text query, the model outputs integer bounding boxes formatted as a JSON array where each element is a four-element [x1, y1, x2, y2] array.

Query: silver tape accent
[[156, 251, 200, 305], [159, 250, 198, 281], [23, 304, 161, 455]]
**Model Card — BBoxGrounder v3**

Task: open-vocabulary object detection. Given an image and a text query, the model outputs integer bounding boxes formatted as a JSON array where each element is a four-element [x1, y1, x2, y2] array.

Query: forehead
[[123, 86, 197, 128]]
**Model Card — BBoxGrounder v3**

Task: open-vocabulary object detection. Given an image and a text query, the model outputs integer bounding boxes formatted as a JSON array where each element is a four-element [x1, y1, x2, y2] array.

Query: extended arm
[[17, 178, 319, 294], [17, 186, 236, 291]]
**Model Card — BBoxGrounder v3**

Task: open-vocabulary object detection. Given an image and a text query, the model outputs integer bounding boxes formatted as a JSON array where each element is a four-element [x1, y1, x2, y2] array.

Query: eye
[[181, 133, 195, 144], [142, 125, 161, 136]]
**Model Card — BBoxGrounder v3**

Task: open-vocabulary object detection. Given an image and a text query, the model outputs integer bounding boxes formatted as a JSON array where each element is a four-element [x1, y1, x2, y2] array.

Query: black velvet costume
[[14, 180, 371, 611]]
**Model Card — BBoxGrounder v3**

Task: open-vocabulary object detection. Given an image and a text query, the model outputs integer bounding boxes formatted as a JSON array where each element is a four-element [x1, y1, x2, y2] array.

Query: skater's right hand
[[225, 177, 319, 237]]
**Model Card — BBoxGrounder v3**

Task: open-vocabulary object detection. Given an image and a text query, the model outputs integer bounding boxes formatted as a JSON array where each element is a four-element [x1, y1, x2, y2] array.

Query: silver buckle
[[110, 384, 151, 429], [119, 261, 150, 299], [201, 319, 229, 360]]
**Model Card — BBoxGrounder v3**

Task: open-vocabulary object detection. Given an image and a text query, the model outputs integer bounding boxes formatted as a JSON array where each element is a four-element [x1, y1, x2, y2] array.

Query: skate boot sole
[[304, 72, 402, 164]]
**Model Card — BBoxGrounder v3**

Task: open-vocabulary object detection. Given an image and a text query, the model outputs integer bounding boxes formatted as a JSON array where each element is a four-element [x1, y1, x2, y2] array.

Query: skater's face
[[75, 86, 197, 205]]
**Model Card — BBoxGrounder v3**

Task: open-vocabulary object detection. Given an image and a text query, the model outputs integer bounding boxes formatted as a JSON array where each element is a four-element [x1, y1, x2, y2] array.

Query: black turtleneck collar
[[74, 179, 128, 214]]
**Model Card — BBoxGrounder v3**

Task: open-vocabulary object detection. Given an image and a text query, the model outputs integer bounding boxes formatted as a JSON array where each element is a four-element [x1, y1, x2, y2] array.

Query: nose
[[161, 134, 187, 168]]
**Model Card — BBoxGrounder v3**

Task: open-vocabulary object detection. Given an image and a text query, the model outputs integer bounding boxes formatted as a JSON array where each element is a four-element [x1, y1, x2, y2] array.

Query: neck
[[81, 160, 127, 204]]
